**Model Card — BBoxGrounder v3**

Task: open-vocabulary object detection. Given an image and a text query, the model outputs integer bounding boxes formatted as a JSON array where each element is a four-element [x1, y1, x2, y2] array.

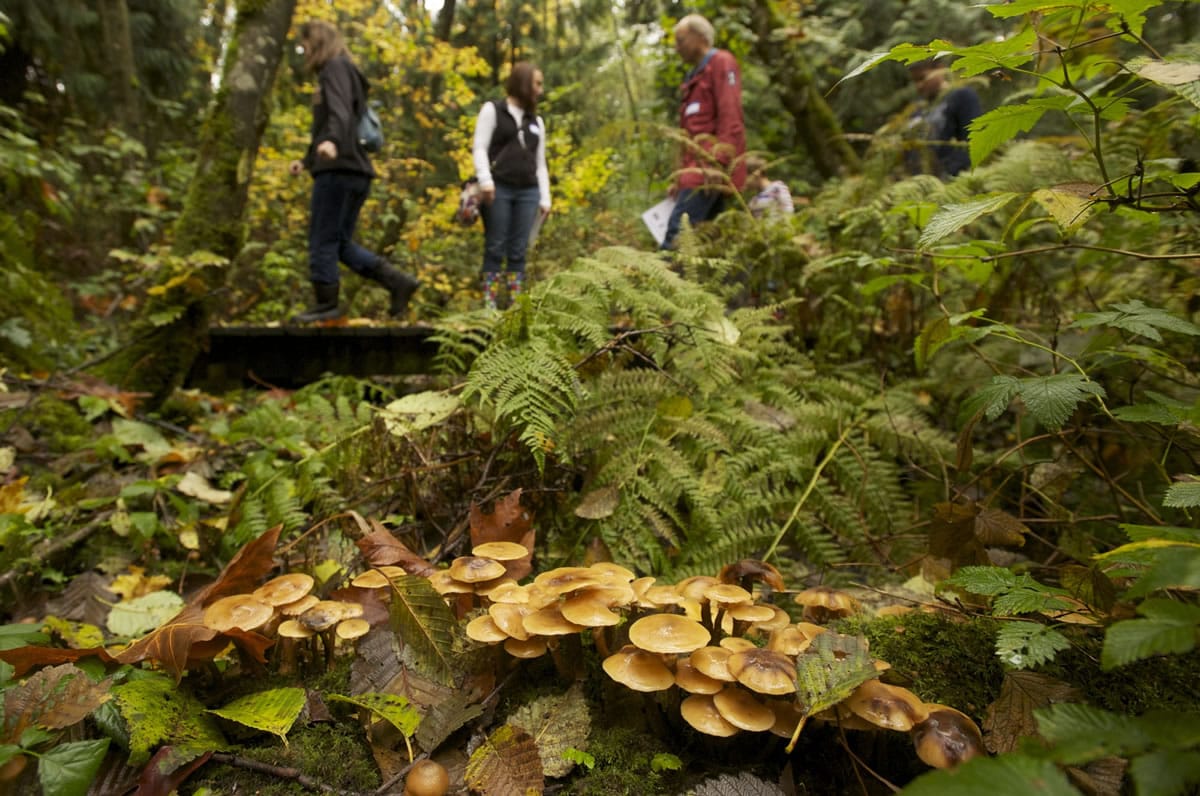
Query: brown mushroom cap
[[403, 759, 450, 796], [488, 603, 532, 640], [912, 705, 985, 769], [351, 570, 393, 590], [560, 590, 623, 627], [277, 619, 315, 639], [726, 648, 797, 696], [466, 614, 509, 644], [474, 577, 519, 599], [429, 569, 474, 595], [704, 583, 753, 605], [676, 575, 721, 601], [628, 614, 711, 655], [503, 636, 548, 659], [718, 559, 786, 592], [713, 686, 776, 732], [533, 566, 605, 595], [336, 618, 370, 640], [728, 603, 778, 623], [470, 541, 529, 561], [845, 679, 930, 732], [589, 562, 637, 582], [448, 556, 507, 584], [253, 573, 315, 606], [690, 646, 736, 682], [675, 657, 724, 695], [793, 586, 861, 622], [680, 693, 740, 737], [482, 580, 530, 605], [203, 594, 274, 633], [769, 625, 816, 656], [602, 645, 675, 692], [278, 594, 321, 617], [523, 607, 586, 636], [299, 600, 362, 632], [642, 584, 685, 608], [719, 637, 757, 653], [752, 606, 792, 633]]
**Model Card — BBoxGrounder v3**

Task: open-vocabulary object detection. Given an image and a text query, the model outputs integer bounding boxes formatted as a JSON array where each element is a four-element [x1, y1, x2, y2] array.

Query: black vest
[[487, 100, 539, 188]]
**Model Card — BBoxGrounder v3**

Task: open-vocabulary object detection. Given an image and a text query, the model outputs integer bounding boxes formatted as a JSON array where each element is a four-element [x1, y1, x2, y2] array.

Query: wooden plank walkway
[[187, 324, 439, 390]]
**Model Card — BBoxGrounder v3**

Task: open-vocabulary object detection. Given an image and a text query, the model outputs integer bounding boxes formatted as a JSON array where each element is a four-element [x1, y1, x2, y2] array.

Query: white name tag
[[528, 122, 542, 135], [685, 102, 701, 116]]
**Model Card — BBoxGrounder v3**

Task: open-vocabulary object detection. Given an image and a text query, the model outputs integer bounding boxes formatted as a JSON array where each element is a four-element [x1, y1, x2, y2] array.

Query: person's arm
[[317, 58, 358, 160], [710, 52, 744, 169], [472, 101, 499, 195], [535, 114, 550, 214], [951, 88, 982, 142]]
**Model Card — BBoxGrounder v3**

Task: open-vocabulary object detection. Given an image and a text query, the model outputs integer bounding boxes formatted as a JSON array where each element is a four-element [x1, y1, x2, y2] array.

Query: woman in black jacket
[[289, 20, 417, 322]]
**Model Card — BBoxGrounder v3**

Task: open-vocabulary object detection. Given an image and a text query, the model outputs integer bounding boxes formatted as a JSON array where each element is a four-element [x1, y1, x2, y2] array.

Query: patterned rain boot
[[482, 272, 501, 311], [506, 271, 525, 305]]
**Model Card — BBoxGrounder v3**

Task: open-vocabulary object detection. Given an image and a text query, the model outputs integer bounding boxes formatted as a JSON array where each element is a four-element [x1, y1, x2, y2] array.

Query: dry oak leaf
[[464, 723, 544, 795], [983, 670, 1081, 755], [354, 517, 434, 575], [0, 646, 117, 679], [469, 490, 534, 581]]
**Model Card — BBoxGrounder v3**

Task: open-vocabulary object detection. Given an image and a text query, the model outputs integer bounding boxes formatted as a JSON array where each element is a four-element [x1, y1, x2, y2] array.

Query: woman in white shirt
[[471, 62, 551, 309]]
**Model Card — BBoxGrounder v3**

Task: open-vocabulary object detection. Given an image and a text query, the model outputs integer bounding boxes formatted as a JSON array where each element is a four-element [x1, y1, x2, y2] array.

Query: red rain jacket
[[676, 49, 746, 192]]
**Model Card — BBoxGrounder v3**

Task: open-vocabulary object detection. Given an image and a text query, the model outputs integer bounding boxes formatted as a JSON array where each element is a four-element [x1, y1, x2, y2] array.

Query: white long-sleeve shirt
[[472, 98, 551, 211]]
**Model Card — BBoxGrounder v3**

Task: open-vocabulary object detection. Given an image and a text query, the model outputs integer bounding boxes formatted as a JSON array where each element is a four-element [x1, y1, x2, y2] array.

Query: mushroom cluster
[[202, 573, 368, 673]]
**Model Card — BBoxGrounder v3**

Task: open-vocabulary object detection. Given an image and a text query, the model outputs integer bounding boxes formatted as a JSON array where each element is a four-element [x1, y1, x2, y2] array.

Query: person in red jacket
[[661, 14, 746, 250]]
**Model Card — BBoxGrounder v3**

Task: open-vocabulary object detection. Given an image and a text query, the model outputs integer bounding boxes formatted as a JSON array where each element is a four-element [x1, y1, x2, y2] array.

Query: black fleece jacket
[[304, 54, 375, 178]]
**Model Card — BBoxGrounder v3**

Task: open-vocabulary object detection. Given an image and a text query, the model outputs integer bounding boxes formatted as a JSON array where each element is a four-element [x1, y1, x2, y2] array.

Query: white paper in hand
[[641, 197, 676, 247]]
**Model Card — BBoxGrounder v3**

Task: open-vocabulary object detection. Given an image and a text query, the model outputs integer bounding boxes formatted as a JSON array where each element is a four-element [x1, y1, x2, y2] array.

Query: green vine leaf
[[36, 738, 110, 796], [327, 692, 420, 737], [968, 99, 1074, 167], [387, 575, 463, 686], [207, 688, 306, 745], [918, 194, 1019, 247], [1164, 478, 1200, 509], [995, 621, 1071, 669], [1101, 599, 1200, 670], [793, 633, 877, 718], [1071, 300, 1200, 342], [900, 754, 1076, 796], [946, 565, 1018, 596]]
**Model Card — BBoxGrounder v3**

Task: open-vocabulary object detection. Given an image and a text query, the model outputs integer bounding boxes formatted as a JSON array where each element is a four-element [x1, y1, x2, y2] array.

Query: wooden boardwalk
[[187, 324, 439, 390]]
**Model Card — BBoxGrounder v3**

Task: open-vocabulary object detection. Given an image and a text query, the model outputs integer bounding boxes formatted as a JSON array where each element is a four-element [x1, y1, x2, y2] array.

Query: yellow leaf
[[110, 566, 173, 601]]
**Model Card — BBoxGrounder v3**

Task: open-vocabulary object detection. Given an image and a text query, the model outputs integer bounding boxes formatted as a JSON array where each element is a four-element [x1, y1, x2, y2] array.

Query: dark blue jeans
[[661, 188, 726, 250], [308, 171, 381, 285], [480, 182, 540, 275]]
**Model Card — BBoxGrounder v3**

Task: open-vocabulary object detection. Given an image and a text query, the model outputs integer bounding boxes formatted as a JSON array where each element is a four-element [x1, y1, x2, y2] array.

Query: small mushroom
[[470, 541, 529, 561], [911, 704, 985, 769], [602, 644, 675, 692], [253, 573, 315, 607], [403, 759, 450, 796], [718, 559, 786, 593], [713, 686, 776, 732], [689, 646, 736, 682], [466, 614, 509, 644], [279, 594, 320, 617], [203, 594, 274, 633], [793, 586, 861, 624], [276, 619, 314, 675], [522, 607, 586, 637], [726, 648, 796, 696], [679, 693, 740, 737], [628, 614, 711, 655], [489, 603, 532, 641], [675, 657, 724, 695], [336, 618, 370, 642], [448, 556, 507, 584], [844, 679, 929, 732], [504, 636, 548, 659]]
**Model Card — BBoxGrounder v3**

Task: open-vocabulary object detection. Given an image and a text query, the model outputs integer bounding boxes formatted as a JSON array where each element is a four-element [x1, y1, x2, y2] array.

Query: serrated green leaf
[[918, 194, 1019, 247], [107, 591, 186, 638], [1131, 749, 1200, 796], [992, 588, 1075, 617], [901, 754, 1076, 796], [1164, 480, 1200, 509], [1016, 374, 1105, 431], [995, 621, 1071, 669], [947, 565, 1018, 596], [1072, 300, 1200, 342], [1124, 547, 1200, 599], [37, 738, 110, 796], [1036, 703, 1150, 764], [968, 99, 1072, 166], [208, 688, 305, 745], [388, 575, 463, 686], [794, 633, 877, 717], [0, 744, 21, 767], [914, 314, 991, 370], [1101, 599, 1200, 669], [328, 692, 420, 737], [1032, 186, 1096, 234]]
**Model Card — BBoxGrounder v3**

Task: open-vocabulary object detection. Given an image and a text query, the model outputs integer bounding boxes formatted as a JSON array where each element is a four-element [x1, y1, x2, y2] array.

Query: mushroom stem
[[277, 638, 297, 676], [593, 626, 612, 659], [321, 629, 336, 670]]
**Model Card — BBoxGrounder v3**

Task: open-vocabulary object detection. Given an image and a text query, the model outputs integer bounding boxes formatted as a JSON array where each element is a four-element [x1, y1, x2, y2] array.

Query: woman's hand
[[479, 185, 496, 205], [288, 160, 304, 177], [317, 140, 338, 160]]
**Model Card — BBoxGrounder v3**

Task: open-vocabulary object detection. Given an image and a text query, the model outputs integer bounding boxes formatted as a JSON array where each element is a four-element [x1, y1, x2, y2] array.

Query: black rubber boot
[[371, 262, 419, 318], [292, 282, 343, 323]]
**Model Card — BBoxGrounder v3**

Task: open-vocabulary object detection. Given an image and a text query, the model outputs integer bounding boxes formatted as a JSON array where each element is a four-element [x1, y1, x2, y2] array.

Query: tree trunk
[[748, 0, 860, 179], [103, 0, 298, 408], [95, 0, 142, 133], [434, 0, 457, 41]]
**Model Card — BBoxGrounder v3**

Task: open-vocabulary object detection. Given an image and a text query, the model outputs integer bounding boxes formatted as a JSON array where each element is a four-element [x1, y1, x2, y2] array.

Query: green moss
[[848, 612, 1006, 720], [5, 395, 92, 455], [1049, 639, 1200, 715], [188, 722, 380, 795], [563, 725, 681, 795]]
